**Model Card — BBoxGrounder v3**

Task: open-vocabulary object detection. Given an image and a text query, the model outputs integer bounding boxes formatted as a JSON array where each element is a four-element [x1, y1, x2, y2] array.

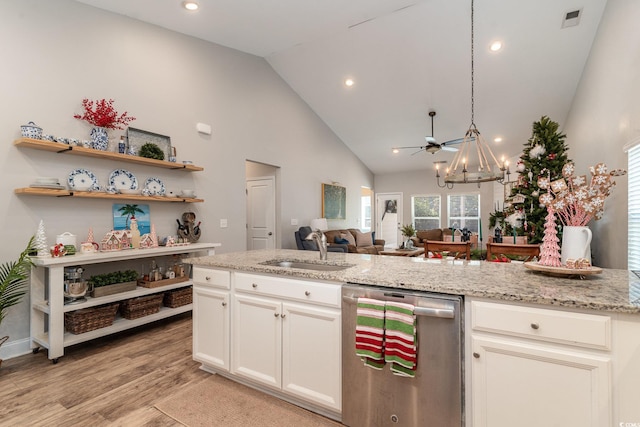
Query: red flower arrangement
[[73, 98, 136, 130]]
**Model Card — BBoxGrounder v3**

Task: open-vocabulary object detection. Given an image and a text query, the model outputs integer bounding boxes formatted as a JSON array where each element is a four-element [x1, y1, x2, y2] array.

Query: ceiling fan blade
[[441, 146, 459, 152], [393, 145, 425, 151], [441, 136, 475, 146], [410, 148, 426, 156]]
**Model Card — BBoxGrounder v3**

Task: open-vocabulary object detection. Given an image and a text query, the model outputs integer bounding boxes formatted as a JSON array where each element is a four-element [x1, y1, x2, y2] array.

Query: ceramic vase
[[560, 226, 592, 265], [90, 127, 109, 151]]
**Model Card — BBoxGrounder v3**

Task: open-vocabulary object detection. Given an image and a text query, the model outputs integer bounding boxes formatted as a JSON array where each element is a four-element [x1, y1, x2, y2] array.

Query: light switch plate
[[220, 219, 228, 228], [291, 219, 298, 226]]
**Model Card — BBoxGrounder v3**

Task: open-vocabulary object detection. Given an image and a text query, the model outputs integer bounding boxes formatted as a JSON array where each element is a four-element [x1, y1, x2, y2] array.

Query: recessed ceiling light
[[344, 78, 355, 87], [183, 1, 199, 11], [490, 41, 503, 52], [494, 137, 503, 143], [392, 148, 399, 154]]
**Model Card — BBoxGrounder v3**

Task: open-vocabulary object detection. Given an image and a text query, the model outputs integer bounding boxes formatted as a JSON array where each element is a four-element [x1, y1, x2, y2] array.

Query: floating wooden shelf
[[14, 187, 204, 203], [14, 138, 204, 171]]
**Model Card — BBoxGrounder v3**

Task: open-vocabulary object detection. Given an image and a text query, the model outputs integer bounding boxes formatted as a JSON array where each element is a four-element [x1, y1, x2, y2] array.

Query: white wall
[[0, 0, 373, 353], [374, 170, 495, 244], [563, 0, 639, 269]]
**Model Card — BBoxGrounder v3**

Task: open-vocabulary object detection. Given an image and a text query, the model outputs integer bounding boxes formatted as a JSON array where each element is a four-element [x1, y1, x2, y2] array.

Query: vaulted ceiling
[[75, 0, 608, 174]]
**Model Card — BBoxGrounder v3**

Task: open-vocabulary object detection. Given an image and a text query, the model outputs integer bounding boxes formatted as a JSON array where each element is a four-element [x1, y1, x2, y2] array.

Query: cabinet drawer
[[234, 273, 340, 307], [193, 267, 230, 290], [471, 301, 611, 350]]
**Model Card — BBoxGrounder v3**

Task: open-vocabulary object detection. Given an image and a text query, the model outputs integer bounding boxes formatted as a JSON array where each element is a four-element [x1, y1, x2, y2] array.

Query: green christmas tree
[[492, 116, 571, 244]]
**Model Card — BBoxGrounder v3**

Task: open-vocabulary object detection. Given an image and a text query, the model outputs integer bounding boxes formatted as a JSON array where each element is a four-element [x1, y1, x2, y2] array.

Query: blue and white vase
[[90, 127, 109, 151]]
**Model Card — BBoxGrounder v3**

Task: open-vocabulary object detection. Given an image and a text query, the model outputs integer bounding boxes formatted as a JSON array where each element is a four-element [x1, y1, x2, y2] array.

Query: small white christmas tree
[[35, 220, 50, 257], [86, 227, 95, 243], [538, 207, 562, 267]]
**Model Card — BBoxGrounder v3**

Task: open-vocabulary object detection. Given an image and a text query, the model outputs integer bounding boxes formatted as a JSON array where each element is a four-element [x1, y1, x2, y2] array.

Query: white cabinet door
[[232, 293, 282, 389], [471, 336, 611, 427], [281, 302, 341, 412], [193, 285, 229, 371]]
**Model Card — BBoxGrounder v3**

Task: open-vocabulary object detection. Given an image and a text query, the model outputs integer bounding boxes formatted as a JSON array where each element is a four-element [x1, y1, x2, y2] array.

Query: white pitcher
[[561, 226, 592, 265]]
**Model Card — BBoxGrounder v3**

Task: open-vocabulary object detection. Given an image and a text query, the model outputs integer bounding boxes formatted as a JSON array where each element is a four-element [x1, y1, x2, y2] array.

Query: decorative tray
[[524, 261, 603, 277]]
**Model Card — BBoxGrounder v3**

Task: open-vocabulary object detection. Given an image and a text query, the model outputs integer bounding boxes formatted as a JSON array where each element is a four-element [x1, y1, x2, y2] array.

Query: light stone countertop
[[186, 249, 640, 314]]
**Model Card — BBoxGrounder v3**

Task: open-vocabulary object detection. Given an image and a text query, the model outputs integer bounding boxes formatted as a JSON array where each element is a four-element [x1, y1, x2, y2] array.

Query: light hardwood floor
[[0, 313, 210, 426]]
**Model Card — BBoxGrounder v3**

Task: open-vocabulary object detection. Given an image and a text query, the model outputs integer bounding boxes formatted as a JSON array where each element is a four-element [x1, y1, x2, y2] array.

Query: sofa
[[323, 228, 385, 254]]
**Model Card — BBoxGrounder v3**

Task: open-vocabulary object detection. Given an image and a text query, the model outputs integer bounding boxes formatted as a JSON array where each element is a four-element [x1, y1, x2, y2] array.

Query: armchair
[[294, 226, 347, 253]]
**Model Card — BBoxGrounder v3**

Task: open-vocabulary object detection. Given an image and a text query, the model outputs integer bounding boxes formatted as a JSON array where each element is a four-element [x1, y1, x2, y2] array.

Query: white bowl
[[180, 189, 196, 197], [36, 177, 59, 184]]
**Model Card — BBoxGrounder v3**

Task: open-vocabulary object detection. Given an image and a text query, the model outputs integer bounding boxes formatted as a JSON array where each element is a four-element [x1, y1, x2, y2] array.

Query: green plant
[[401, 224, 416, 238], [89, 270, 139, 288], [139, 143, 165, 160], [0, 236, 35, 327]]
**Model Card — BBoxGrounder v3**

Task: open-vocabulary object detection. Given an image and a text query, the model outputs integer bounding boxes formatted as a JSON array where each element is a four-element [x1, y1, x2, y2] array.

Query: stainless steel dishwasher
[[342, 283, 463, 427]]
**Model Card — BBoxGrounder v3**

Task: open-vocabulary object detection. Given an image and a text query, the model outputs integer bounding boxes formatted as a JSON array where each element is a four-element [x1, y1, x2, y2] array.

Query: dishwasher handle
[[342, 294, 455, 319]]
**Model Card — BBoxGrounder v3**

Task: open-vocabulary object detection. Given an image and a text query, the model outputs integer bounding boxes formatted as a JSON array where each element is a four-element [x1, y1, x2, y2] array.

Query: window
[[412, 195, 440, 230], [448, 193, 480, 233], [629, 145, 640, 270]]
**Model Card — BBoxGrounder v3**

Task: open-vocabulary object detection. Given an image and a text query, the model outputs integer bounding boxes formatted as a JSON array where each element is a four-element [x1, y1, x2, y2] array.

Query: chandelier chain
[[470, 0, 475, 127]]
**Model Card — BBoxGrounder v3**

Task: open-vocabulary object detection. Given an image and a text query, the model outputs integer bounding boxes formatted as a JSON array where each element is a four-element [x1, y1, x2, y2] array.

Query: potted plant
[[0, 237, 35, 367], [89, 269, 139, 298], [401, 224, 416, 249], [73, 98, 136, 151]]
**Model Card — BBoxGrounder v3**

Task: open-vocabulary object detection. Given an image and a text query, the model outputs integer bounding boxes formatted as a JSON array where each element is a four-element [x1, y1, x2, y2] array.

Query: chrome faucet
[[306, 230, 328, 260]]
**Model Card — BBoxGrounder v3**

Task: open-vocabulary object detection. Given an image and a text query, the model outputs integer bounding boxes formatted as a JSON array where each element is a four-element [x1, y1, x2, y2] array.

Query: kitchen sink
[[262, 260, 353, 271]]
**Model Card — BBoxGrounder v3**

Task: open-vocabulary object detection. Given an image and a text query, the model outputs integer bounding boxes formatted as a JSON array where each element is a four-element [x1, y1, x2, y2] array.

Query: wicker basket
[[64, 303, 119, 335], [163, 287, 193, 308], [120, 294, 164, 320]]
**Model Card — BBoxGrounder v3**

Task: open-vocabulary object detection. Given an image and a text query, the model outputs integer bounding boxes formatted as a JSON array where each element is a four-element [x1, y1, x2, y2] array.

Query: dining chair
[[485, 242, 540, 262], [424, 240, 472, 260]]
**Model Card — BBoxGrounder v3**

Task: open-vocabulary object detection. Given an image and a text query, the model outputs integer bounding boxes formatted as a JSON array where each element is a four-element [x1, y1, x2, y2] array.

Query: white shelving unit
[[30, 242, 220, 363]]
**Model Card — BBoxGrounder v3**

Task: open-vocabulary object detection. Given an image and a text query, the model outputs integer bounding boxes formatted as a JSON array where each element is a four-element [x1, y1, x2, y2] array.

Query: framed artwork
[[113, 203, 151, 234], [322, 183, 346, 219], [126, 127, 172, 161]]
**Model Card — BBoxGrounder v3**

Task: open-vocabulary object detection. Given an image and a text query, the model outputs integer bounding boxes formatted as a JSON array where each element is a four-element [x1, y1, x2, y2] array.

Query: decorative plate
[[108, 169, 138, 191], [144, 177, 166, 196], [524, 261, 603, 277], [68, 169, 98, 190]]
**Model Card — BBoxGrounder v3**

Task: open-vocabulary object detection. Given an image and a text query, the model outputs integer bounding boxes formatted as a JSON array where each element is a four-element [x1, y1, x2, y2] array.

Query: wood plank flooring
[[0, 313, 210, 426]]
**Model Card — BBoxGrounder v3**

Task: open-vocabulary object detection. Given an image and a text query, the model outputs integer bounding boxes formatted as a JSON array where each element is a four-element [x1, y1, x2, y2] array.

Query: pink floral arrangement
[[538, 162, 625, 226], [73, 98, 136, 129]]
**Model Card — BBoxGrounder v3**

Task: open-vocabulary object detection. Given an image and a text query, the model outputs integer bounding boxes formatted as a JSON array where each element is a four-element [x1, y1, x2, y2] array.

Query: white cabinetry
[[192, 267, 230, 371], [229, 272, 342, 413], [467, 299, 612, 427], [30, 243, 219, 363]]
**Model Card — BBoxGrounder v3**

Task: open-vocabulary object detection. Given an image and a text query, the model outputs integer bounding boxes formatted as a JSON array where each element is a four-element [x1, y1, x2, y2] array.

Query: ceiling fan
[[392, 111, 468, 155]]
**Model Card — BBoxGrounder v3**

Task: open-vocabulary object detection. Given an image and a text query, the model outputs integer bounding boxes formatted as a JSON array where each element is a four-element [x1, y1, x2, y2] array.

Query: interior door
[[246, 177, 275, 250], [375, 192, 403, 249]]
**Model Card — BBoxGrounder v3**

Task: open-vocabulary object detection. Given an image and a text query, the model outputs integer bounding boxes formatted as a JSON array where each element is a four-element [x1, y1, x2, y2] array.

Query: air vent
[[561, 8, 582, 28]]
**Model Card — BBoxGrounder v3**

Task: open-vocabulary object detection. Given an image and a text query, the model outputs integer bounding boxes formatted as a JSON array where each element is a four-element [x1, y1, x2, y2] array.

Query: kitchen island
[[187, 249, 640, 313], [187, 249, 640, 427]]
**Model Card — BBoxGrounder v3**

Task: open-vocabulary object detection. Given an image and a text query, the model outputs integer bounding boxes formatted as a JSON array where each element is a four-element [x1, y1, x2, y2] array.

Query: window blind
[[628, 145, 640, 270]]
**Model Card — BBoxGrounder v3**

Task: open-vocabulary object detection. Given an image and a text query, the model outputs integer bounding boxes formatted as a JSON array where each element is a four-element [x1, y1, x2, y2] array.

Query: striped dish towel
[[384, 301, 417, 377], [355, 297, 386, 369]]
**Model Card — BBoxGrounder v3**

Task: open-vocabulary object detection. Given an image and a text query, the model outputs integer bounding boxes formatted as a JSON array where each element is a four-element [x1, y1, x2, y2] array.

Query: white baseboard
[[0, 337, 32, 361]]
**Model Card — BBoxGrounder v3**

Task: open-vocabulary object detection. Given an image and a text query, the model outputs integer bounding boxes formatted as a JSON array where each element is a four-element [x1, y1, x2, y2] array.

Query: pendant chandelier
[[436, 0, 509, 188]]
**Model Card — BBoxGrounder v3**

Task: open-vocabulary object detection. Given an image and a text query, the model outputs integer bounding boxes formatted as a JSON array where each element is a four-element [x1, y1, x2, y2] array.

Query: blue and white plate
[[68, 169, 98, 191], [144, 177, 166, 196], [108, 169, 138, 191]]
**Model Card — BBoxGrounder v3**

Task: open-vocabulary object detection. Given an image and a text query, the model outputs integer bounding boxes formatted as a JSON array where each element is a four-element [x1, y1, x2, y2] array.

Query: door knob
[[221, 302, 227, 307], [268, 232, 273, 236], [530, 323, 540, 330], [473, 352, 480, 358], [305, 291, 311, 296], [281, 313, 286, 319], [252, 283, 258, 288], [274, 313, 280, 318]]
